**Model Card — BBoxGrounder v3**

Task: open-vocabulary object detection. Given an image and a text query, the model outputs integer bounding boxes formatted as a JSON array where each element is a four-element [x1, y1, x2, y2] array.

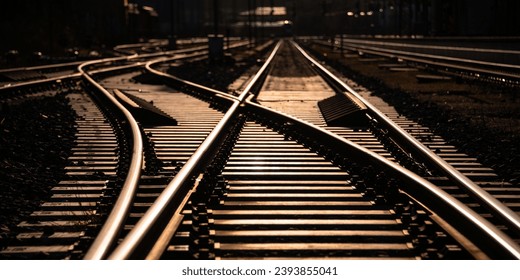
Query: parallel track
[[311, 37, 520, 86], [0, 41, 246, 259], [107, 40, 520, 260], [1, 39, 519, 260]]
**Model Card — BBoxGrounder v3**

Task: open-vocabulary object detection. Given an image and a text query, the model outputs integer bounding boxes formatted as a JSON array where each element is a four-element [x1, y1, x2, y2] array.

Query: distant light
[[255, 6, 287, 16], [347, 11, 354, 16], [360, 11, 365, 16], [390, 6, 395, 10], [367, 11, 374, 16], [379, 8, 384, 13], [142, 5, 158, 17], [284, 20, 290, 25]]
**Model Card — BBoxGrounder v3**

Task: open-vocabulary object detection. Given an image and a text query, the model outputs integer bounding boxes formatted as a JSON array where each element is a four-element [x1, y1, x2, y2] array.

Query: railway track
[[311, 37, 520, 87], [108, 40, 520, 259], [1, 39, 519, 260], [248, 40, 520, 241], [0, 78, 122, 259], [0, 40, 247, 259], [0, 39, 216, 88]]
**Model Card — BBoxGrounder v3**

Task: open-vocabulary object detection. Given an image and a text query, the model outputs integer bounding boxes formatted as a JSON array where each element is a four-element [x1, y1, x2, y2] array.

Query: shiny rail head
[[98, 39, 520, 260], [244, 99, 520, 259], [292, 40, 520, 237], [107, 40, 277, 260], [79, 61, 144, 260]]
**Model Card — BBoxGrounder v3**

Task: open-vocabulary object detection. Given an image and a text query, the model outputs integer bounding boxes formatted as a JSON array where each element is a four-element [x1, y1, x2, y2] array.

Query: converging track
[[1, 39, 519, 260]]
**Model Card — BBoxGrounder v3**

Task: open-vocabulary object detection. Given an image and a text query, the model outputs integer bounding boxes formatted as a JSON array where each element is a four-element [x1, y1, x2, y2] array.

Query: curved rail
[[79, 41, 251, 259], [244, 98, 520, 259], [2, 41, 248, 259], [294, 41, 520, 237], [113, 39, 169, 55], [0, 60, 87, 74], [79, 59, 144, 260], [0, 73, 81, 94], [0, 47, 205, 93], [105, 39, 520, 259], [107, 41, 281, 259], [1, 40, 250, 91]]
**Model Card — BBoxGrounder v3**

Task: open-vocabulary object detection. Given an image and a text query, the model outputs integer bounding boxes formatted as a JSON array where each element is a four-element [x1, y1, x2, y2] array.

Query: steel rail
[[83, 40, 251, 77], [243, 97, 520, 259], [293, 41, 520, 236], [0, 43, 242, 91], [0, 39, 245, 75], [2, 41, 249, 259], [340, 43, 520, 79], [108, 98, 240, 260], [114, 38, 246, 54], [0, 60, 88, 74], [79, 59, 144, 260], [0, 55, 138, 91], [150, 40, 249, 60], [239, 42, 282, 99], [81, 42, 245, 259], [107, 39, 520, 259], [337, 40, 520, 70], [113, 40, 169, 54], [140, 42, 262, 100], [88, 51, 209, 76], [314, 40, 519, 81], [107, 40, 281, 259], [0, 73, 81, 92], [0, 41, 167, 74], [1, 41, 250, 90], [0, 49, 175, 91], [340, 38, 520, 57]]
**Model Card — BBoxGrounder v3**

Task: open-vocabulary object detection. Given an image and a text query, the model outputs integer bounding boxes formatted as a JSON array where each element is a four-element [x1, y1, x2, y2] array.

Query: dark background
[[1, 0, 519, 60]]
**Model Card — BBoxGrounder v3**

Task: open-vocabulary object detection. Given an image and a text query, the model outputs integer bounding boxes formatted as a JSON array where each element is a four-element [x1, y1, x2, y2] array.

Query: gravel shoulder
[[0, 92, 77, 246]]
